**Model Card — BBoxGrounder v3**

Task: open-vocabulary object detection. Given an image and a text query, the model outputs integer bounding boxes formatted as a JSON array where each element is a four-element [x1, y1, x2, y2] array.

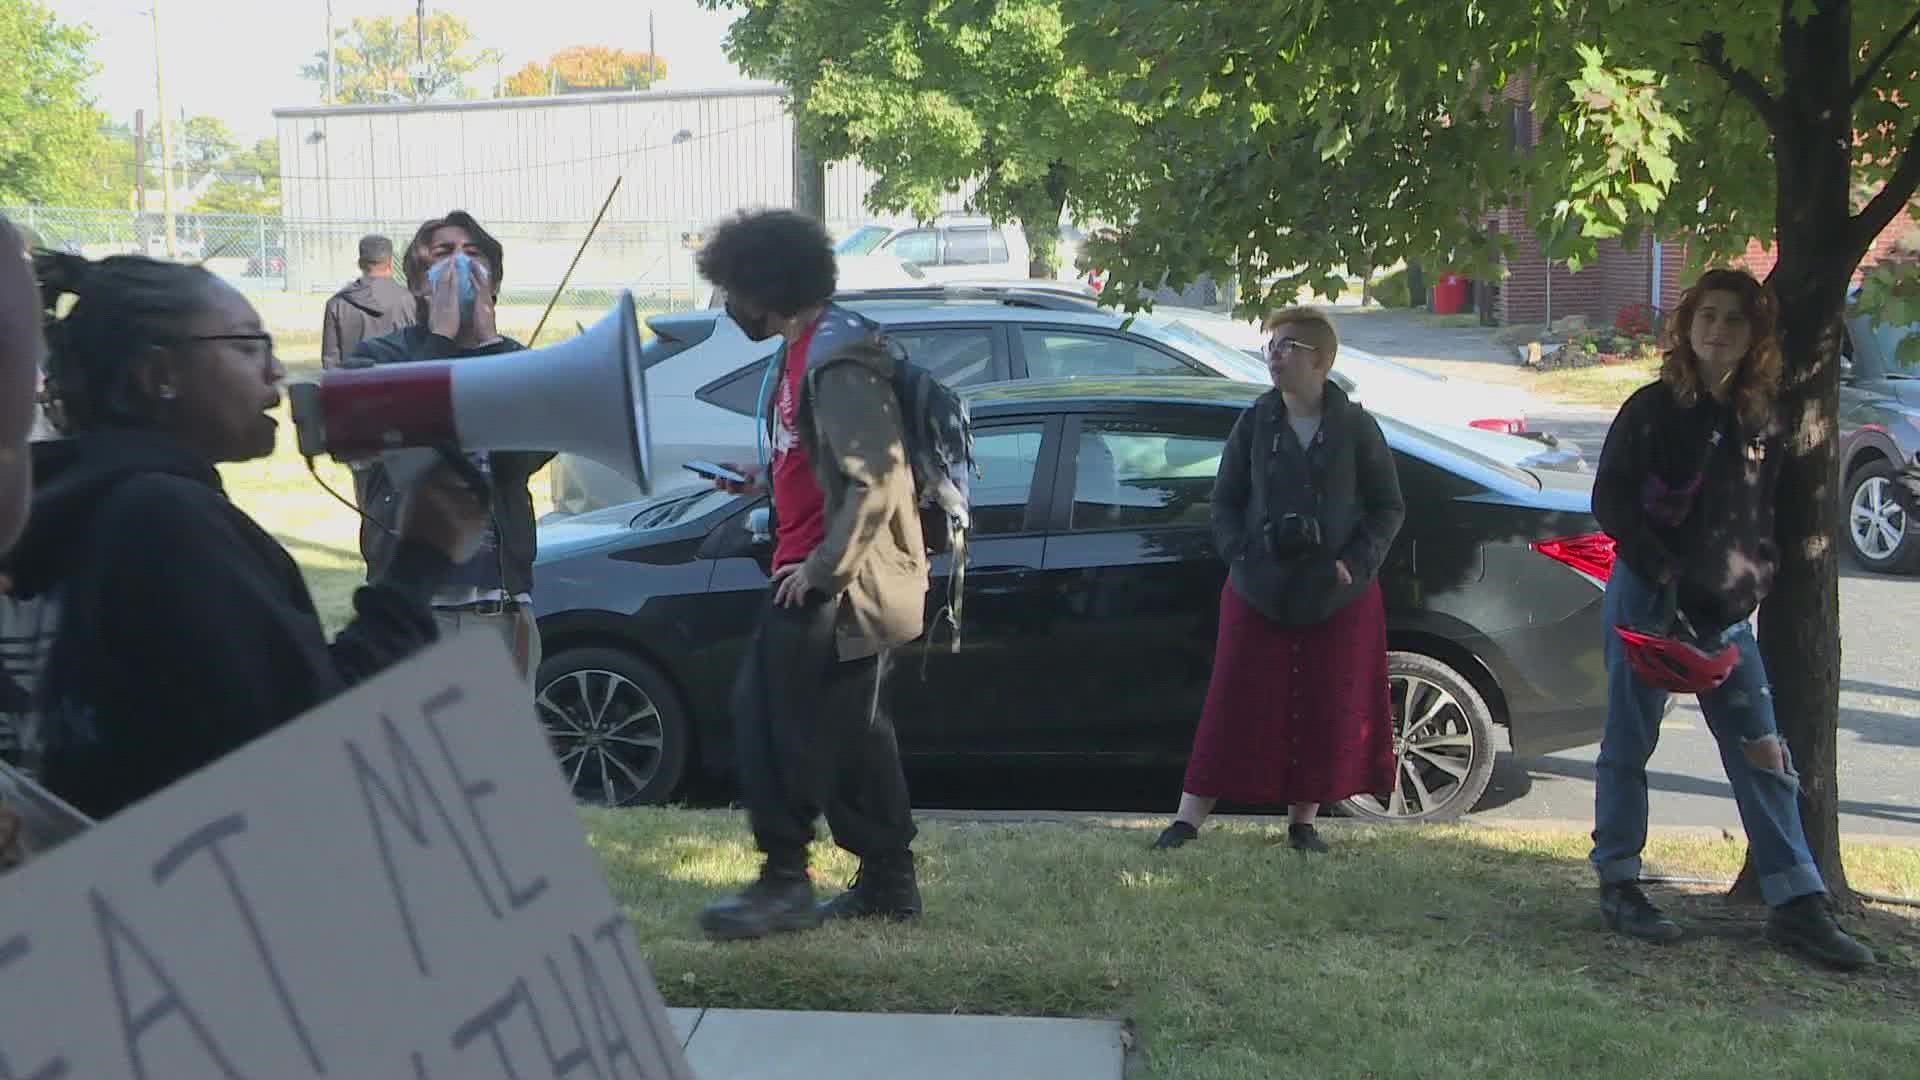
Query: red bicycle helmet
[[1614, 624, 1739, 693]]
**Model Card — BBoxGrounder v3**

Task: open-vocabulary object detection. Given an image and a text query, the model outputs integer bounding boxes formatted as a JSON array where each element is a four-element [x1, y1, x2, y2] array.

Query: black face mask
[[725, 298, 776, 342]]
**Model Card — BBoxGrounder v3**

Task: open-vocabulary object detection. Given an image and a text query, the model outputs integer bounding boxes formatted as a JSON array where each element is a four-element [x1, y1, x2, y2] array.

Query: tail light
[[1470, 417, 1528, 435], [1531, 532, 1616, 584]]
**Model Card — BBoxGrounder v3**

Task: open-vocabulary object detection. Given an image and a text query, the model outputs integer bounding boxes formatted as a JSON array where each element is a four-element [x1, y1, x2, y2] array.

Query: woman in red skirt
[[1152, 307, 1405, 853]]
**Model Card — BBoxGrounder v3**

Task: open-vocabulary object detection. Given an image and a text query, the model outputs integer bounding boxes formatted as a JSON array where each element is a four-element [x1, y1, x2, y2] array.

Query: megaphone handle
[[432, 444, 493, 504]]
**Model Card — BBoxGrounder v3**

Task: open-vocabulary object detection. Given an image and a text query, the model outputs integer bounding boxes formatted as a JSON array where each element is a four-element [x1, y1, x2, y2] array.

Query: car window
[[698, 356, 772, 416], [1070, 421, 1226, 531], [988, 230, 1010, 264], [887, 327, 1000, 386], [885, 229, 937, 265], [697, 325, 1000, 417], [835, 225, 891, 256], [1022, 330, 1202, 379], [944, 228, 996, 266], [970, 424, 1046, 536]]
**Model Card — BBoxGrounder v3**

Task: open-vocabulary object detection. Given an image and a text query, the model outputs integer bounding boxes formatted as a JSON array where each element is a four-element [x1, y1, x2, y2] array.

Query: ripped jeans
[[1590, 562, 1826, 906]]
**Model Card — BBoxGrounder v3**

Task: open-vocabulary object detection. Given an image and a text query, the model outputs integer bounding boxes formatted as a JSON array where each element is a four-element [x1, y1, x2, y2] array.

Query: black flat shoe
[[1287, 824, 1330, 853], [1151, 821, 1198, 850]]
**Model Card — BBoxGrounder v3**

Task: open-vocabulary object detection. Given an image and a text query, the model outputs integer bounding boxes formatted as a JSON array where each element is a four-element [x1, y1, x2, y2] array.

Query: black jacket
[[321, 275, 416, 369], [1593, 380, 1784, 633], [3, 431, 450, 819], [343, 327, 555, 597], [1212, 384, 1406, 625]]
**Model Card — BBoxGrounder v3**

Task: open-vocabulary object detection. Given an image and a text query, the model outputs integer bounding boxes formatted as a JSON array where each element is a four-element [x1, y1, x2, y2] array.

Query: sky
[[55, 0, 752, 142]]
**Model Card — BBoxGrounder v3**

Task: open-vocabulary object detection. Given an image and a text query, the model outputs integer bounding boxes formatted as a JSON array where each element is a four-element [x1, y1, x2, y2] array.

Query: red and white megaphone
[[287, 290, 654, 495]]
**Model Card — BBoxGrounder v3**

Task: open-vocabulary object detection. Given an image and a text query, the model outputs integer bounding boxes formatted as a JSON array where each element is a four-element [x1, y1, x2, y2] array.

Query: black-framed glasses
[[165, 332, 277, 357], [1267, 337, 1321, 357]]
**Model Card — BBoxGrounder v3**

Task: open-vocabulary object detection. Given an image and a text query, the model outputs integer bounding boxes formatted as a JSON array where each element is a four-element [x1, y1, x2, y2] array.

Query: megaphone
[[287, 290, 654, 496]]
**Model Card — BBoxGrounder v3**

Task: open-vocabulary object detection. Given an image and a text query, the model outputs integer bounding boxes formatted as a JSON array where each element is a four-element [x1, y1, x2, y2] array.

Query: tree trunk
[[1022, 162, 1072, 279], [1733, 0, 1856, 907]]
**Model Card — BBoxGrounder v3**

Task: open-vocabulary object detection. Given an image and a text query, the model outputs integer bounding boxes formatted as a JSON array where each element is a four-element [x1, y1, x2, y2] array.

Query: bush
[[1372, 267, 1413, 307], [1615, 303, 1655, 337]]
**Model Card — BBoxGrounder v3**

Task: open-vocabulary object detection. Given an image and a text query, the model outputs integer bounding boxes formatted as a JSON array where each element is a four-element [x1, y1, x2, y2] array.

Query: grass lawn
[[590, 808, 1920, 1080], [1527, 357, 1662, 409]]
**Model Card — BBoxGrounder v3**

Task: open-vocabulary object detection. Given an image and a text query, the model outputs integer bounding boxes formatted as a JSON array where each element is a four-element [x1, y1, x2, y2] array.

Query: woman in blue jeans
[[1589, 268, 1872, 969]]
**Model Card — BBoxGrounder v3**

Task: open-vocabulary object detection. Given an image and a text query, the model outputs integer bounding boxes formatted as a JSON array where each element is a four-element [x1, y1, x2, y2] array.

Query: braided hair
[[32, 251, 220, 435]]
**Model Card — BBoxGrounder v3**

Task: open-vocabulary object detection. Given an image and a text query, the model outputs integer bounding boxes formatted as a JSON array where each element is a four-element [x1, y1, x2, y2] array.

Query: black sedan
[[531, 377, 1618, 822]]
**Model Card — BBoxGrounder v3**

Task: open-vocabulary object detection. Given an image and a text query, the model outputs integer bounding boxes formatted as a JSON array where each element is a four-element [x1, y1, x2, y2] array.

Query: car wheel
[[1845, 459, 1920, 573], [534, 647, 690, 806], [1338, 651, 1497, 824]]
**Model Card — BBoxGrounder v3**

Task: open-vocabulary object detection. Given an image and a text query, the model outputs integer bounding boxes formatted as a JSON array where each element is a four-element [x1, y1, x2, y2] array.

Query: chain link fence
[[6, 207, 878, 348]]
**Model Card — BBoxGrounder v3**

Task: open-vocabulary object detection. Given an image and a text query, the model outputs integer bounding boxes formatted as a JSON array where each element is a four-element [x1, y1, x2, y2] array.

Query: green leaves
[[715, 0, 1139, 260], [0, 0, 108, 206]]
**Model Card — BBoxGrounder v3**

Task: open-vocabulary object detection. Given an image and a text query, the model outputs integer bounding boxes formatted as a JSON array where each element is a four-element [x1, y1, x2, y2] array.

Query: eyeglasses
[[170, 332, 276, 353], [1267, 337, 1321, 357]]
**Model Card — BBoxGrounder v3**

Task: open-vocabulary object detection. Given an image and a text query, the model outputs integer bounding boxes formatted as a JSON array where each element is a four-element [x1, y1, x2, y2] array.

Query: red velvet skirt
[[1181, 579, 1395, 805]]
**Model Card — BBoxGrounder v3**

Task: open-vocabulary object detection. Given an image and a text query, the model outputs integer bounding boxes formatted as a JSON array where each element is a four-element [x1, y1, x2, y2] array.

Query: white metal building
[[271, 84, 972, 295]]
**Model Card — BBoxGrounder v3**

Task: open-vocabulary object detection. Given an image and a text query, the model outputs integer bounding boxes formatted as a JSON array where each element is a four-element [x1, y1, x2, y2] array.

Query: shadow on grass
[[587, 808, 1920, 1080]]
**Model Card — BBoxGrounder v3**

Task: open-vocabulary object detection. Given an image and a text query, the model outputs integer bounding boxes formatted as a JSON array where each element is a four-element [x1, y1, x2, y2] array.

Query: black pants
[[731, 592, 916, 872]]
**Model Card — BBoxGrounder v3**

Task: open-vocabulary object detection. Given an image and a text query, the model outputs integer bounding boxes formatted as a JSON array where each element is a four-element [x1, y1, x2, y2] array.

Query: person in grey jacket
[[1152, 306, 1405, 853], [321, 235, 416, 370]]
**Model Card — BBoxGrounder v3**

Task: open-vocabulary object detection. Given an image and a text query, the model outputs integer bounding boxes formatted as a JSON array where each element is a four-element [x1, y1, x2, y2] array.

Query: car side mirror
[[747, 506, 773, 546]]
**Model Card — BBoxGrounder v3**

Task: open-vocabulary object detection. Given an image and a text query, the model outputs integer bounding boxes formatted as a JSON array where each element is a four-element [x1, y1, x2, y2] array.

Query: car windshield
[[1133, 317, 1271, 381], [834, 225, 892, 256], [629, 485, 734, 529]]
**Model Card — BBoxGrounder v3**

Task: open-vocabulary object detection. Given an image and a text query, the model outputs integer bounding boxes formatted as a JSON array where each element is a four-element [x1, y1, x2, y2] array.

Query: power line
[[271, 113, 777, 183]]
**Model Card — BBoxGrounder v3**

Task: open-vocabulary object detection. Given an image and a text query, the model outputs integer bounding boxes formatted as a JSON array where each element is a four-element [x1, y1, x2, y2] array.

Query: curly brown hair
[[1661, 268, 1782, 433]]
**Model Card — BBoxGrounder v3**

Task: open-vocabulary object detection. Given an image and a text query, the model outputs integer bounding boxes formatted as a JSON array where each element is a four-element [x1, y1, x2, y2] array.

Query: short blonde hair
[[1263, 306, 1339, 364]]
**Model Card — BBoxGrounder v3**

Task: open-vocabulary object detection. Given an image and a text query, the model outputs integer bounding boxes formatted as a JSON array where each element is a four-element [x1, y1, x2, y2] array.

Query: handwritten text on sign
[[0, 632, 693, 1079]]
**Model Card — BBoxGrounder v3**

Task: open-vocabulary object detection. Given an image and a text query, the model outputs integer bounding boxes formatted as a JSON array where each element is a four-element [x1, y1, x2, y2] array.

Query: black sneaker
[[1151, 821, 1199, 850], [819, 854, 922, 922], [1766, 893, 1876, 970], [1598, 881, 1684, 943], [698, 868, 822, 942], [1288, 823, 1330, 853]]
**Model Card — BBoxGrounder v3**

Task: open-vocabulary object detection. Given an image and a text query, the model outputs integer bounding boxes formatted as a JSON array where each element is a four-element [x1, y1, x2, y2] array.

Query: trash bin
[[1433, 272, 1469, 315]]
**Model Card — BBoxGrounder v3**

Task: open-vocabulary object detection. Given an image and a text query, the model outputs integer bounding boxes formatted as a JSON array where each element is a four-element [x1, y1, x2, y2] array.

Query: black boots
[[699, 865, 822, 942], [1599, 881, 1685, 944], [1767, 893, 1877, 970], [819, 852, 923, 922]]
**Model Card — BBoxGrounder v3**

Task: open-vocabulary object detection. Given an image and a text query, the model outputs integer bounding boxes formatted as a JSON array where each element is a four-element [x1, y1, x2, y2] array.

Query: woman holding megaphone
[[0, 251, 488, 820]]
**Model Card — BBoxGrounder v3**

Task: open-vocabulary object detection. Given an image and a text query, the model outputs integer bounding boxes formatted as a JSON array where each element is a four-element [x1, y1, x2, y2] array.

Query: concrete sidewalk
[[666, 1008, 1129, 1078]]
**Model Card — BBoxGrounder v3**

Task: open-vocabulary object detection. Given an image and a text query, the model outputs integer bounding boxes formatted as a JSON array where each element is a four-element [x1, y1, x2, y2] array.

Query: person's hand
[[715, 462, 765, 495], [771, 561, 816, 608], [397, 460, 489, 564], [1334, 560, 1354, 587]]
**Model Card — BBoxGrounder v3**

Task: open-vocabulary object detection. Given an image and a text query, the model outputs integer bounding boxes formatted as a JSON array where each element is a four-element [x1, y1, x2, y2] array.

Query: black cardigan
[[1212, 384, 1406, 625]]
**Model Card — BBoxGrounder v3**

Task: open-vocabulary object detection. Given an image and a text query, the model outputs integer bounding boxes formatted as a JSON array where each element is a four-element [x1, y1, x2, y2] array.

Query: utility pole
[[412, 0, 428, 101], [151, 1, 176, 259], [133, 109, 147, 214], [324, 0, 335, 104]]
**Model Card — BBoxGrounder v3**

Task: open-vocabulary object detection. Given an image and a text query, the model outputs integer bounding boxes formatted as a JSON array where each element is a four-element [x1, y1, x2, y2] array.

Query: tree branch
[[1852, 9, 1920, 102], [1695, 32, 1780, 132], [1853, 118, 1920, 253]]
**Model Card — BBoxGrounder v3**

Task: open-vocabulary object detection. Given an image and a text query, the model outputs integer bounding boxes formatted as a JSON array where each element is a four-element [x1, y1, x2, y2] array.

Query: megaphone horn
[[288, 289, 654, 496]]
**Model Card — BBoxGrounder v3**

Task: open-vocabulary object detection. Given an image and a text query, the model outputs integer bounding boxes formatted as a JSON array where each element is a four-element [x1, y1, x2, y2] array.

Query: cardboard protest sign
[[0, 632, 695, 1080]]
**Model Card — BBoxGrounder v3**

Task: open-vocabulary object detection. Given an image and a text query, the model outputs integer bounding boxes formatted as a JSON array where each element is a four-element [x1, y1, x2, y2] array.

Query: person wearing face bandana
[[342, 212, 553, 686]]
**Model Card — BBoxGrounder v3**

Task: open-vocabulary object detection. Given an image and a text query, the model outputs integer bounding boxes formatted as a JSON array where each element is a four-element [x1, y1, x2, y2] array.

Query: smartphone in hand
[[683, 460, 749, 485]]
